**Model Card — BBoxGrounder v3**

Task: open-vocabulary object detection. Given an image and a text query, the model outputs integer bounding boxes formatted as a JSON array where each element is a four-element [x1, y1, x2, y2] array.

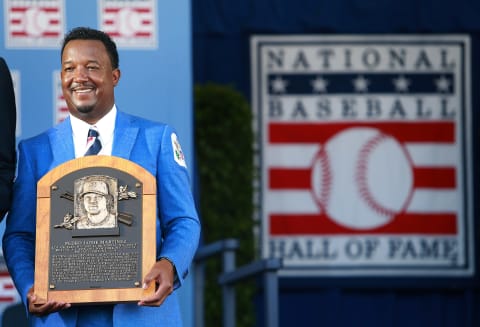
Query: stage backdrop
[[0, 1, 194, 326], [194, 0, 480, 325]]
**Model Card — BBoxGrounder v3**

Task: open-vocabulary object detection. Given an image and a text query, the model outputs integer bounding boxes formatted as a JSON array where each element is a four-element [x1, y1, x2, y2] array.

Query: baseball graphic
[[118, 8, 140, 37], [25, 8, 49, 37], [311, 127, 414, 230]]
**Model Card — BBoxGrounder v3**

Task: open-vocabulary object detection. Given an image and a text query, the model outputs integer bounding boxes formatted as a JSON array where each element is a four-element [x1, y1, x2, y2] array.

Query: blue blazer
[[2, 111, 201, 326]]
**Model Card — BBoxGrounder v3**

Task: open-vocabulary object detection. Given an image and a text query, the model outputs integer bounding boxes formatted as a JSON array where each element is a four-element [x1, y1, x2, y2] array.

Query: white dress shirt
[[70, 105, 117, 158]]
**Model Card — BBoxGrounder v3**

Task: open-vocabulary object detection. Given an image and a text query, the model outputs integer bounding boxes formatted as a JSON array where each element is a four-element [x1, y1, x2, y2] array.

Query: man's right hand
[[27, 287, 71, 316]]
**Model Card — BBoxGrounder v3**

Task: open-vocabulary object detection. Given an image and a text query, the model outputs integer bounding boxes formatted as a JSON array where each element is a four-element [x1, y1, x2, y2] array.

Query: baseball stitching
[[356, 133, 401, 218]]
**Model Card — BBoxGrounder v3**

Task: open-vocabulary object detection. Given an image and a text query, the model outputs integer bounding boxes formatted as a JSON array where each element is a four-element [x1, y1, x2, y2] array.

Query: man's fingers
[[138, 282, 173, 307], [29, 300, 71, 316]]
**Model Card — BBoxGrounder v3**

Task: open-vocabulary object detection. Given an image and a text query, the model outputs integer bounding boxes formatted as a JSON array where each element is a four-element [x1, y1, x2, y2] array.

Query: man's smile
[[72, 86, 95, 93]]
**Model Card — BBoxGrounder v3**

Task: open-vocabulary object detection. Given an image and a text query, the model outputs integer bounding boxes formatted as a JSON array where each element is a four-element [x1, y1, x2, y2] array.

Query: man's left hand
[[138, 259, 175, 307]]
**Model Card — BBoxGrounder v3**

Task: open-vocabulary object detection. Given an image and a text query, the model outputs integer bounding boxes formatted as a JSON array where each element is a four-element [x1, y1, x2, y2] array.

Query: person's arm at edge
[[0, 57, 17, 220]]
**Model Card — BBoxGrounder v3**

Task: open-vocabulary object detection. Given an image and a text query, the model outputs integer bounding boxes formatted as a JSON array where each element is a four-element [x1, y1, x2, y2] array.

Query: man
[[76, 177, 117, 229], [2, 27, 201, 326], [0, 57, 16, 220]]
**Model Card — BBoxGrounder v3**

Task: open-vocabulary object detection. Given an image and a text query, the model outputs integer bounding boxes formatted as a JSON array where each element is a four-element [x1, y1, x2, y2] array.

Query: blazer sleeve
[[154, 125, 201, 288], [2, 140, 37, 306], [0, 57, 17, 220]]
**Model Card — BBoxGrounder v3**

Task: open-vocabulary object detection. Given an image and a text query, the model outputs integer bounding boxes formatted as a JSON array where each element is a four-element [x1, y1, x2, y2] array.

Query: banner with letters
[[251, 35, 474, 277]]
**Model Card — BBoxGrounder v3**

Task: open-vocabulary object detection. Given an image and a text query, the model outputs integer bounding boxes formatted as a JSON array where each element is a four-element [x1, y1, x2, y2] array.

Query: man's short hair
[[61, 26, 119, 69]]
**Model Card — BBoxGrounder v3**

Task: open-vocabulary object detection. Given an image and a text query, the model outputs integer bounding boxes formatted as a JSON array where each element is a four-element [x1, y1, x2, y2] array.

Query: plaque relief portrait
[[74, 175, 118, 230]]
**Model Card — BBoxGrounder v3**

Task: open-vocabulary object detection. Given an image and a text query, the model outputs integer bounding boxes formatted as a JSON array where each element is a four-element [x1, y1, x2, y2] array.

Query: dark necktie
[[84, 128, 102, 156]]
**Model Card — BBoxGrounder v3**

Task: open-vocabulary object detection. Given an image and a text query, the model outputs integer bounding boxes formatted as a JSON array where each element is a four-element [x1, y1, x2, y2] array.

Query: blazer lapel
[[112, 111, 138, 159], [50, 117, 75, 168], [47, 112, 139, 164]]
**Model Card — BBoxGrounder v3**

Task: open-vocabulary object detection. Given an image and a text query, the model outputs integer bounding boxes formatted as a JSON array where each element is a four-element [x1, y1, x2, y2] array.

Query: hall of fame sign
[[5, 0, 65, 48], [251, 35, 473, 277], [99, 0, 157, 49]]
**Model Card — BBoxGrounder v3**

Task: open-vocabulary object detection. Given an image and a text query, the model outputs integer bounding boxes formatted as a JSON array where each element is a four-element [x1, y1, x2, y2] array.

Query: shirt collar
[[70, 105, 117, 157], [70, 105, 116, 136]]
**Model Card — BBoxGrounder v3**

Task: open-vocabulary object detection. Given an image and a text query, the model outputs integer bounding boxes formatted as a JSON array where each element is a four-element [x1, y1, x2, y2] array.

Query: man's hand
[[138, 258, 175, 307], [27, 287, 71, 316]]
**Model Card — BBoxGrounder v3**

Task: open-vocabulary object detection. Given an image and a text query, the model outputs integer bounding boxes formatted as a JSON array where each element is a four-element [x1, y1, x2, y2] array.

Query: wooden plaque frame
[[34, 156, 156, 304]]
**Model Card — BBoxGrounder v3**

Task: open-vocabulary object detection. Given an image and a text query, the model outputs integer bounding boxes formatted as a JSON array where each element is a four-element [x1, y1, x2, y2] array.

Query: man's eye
[[64, 67, 74, 72], [87, 66, 99, 70]]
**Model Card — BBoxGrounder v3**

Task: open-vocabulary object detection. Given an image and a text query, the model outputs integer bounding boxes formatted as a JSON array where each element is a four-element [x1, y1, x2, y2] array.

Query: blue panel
[[1, 0, 193, 168], [0, 1, 194, 326]]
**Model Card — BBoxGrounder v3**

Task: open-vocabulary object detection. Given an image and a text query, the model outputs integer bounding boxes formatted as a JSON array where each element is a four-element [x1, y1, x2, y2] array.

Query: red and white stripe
[[0, 272, 18, 303], [101, 5, 154, 38], [8, 5, 61, 38], [265, 121, 459, 236]]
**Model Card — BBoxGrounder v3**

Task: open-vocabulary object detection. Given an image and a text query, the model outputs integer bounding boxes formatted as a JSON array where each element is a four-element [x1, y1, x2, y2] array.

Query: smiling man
[[2, 27, 200, 327]]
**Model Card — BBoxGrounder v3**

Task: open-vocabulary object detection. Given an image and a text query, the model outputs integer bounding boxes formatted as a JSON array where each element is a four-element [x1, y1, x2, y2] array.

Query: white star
[[271, 76, 288, 93], [435, 75, 451, 93], [352, 75, 370, 92], [392, 75, 410, 92], [311, 76, 329, 93]]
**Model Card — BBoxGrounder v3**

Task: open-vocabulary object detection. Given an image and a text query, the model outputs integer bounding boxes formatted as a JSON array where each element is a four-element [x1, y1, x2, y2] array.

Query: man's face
[[61, 39, 120, 124], [83, 193, 107, 219]]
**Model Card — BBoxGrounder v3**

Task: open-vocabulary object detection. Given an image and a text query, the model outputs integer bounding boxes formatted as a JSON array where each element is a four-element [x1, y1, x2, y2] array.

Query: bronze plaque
[[35, 156, 156, 304]]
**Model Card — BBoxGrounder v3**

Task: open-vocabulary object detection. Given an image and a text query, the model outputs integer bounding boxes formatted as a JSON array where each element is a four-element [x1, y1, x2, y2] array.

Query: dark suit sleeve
[[0, 58, 17, 220]]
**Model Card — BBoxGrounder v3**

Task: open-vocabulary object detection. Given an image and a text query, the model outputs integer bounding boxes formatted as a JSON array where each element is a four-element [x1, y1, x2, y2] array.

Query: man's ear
[[113, 68, 121, 86]]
